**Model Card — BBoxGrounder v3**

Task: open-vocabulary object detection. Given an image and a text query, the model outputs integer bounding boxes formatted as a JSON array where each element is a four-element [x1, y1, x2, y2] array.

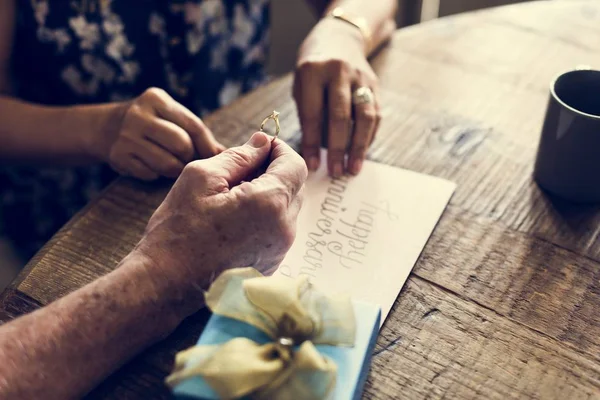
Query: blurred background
[[269, 0, 534, 75]]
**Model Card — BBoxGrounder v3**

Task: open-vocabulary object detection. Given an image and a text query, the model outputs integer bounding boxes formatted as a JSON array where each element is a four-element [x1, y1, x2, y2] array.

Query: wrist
[[312, 17, 366, 53], [129, 236, 209, 318], [80, 102, 127, 163], [117, 249, 205, 331]]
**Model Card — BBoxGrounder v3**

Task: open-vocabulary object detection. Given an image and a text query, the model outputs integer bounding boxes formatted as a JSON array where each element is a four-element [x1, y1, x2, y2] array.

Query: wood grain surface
[[2, 2, 600, 399]]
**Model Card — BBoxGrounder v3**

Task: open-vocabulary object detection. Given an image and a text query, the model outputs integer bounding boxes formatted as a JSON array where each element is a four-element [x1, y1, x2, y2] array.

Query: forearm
[[0, 251, 194, 400], [0, 96, 123, 165], [306, 0, 397, 54]]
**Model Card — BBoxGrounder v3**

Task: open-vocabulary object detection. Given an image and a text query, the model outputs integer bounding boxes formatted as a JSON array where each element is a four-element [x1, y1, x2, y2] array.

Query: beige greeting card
[[275, 151, 456, 325]]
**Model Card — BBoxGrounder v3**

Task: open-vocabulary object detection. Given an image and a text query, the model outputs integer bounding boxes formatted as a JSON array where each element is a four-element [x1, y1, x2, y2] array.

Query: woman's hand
[[294, 18, 381, 177], [95, 87, 225, 181]]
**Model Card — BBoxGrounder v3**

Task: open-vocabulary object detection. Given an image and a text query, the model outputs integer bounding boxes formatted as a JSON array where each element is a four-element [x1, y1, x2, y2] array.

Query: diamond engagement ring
[[259, 110, 281, 139], [352, 87, 374, 105]]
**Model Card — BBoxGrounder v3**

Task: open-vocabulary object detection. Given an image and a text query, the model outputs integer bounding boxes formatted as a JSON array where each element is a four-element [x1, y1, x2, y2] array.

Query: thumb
[[204, 131, 272, 187]]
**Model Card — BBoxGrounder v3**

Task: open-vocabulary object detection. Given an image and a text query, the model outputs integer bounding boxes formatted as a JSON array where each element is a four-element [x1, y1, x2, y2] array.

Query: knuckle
[[329, 106, 351, 123], [268, 192, 289, 216], [279, 223, 296, 250], [122, 103, 144, 125], [299, 160, 309, 184], [359, 108, 378, 123], [355, 69, 368, 81], [182, 160, 223, 190], [328, 94, 351, 120], [296, 59, 323, 75], [296, 185, 306, 207], [272, 210, 295, 248], [140, 87, 168, 104], [238, 188, 258, 210], [223, 148, 254, 168], [183, 160, 209, 179], [272, 198, 289, 220], [248, 192, 285, 219], [144, 87, 167, 98], [326, 59, 350, 74], [290, 154, 309, 187], [270, 185, 293, 213], [242, 186, 298, 250], [364, 70, 378, 84], [173, 140, 194, 160]]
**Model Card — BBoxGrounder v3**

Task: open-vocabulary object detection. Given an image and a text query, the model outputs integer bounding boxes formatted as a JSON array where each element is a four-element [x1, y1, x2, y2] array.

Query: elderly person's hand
[[135, 131, 307, 317], [93, 87, 226, 181], [294, 18, 381, 177], [0, 131, 307, 399]]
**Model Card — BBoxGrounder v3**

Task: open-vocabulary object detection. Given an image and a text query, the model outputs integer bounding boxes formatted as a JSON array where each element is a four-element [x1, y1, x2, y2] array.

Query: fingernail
[[333, 163, 343, 177], [248, 132, 269, 148], [308, 157, 319, 171], [350, 159, 363, 175]]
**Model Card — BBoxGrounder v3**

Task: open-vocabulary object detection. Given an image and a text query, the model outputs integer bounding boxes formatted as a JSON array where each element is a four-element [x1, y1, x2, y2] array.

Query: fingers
[[188, 131, 272, 190], [372, 99, 382, 145], [249, 138, 308, 205], [143, 118, 195, 164], [295, 64, 324, 172], [134, 140, 185, 178], [123, 157, 159, 181], [149, 89, 223, 159], [348, 85, 378, 175], [230, 139, 306, 270], [164, 105, 222, 159], [115, 87, 228, 182], [268, 138, 309, 194], [327, 71, 352, 178], [214, 142, 227, 154], [294, 53, 382, 177]]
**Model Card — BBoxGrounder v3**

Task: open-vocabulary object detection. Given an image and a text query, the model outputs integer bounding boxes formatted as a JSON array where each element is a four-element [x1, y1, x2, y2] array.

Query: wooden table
[[3, 1, 600, 398]]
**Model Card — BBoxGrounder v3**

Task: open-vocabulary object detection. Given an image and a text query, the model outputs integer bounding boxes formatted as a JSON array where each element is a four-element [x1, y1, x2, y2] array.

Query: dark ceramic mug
[[534, 68, 600, 202]]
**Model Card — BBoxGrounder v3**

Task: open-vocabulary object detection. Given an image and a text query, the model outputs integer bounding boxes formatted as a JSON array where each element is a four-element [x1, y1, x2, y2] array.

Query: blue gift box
[[173, 301, 381, 400]]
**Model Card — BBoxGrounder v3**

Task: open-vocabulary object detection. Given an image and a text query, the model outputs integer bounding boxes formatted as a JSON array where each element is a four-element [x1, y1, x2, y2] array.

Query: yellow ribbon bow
[[165, 268, 357, 400]]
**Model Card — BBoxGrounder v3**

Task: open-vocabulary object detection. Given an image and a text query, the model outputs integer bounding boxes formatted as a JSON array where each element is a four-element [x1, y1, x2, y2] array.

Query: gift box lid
[[173, 300, 381, 400]]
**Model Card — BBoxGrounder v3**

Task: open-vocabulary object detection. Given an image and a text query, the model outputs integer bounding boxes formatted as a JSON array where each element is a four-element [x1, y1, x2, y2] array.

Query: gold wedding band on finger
[[260, 110, 281, 139], [352, 87, 374, 105]]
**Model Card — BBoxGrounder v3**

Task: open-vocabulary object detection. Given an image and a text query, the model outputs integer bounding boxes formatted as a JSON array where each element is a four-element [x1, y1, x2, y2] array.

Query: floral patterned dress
[[0, 0, 270, 258]]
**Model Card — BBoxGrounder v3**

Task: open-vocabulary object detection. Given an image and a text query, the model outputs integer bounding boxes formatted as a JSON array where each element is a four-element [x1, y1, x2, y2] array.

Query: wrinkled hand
[[98, 87, 225, 181], [136, 131, 307, 315], [294, 19, 381, 177]]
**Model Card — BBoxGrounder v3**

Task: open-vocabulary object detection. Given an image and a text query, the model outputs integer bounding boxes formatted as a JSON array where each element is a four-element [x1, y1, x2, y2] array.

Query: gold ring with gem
[[260, 110, 281, 139]]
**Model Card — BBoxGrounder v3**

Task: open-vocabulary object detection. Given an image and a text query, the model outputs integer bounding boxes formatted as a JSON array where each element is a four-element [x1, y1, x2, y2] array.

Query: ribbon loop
[[166, 268, 357, 399]]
